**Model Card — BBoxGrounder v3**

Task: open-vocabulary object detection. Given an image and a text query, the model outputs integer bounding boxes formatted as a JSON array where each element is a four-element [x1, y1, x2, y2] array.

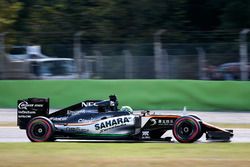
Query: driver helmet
[[120, 106, 133, 113]]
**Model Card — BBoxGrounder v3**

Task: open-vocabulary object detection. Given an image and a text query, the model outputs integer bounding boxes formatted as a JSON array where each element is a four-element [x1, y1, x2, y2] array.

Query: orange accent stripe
[[66, 121, 97, 126], [202, 122, 227, 132], [144, 115, 180, 119]]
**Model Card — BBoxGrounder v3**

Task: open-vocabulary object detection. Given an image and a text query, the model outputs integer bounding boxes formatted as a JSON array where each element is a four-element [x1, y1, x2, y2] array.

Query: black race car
[[17, 95, 233, 143]]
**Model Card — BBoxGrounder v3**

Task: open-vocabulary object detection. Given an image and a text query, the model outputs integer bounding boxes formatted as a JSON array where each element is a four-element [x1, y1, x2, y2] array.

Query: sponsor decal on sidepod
[[95, 116, 132, 130]]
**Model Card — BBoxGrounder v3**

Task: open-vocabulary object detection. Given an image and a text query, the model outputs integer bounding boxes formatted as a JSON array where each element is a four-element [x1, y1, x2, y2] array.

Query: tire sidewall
[[189, 115, 204, 140], [26, 116, 54, 142], [173, 116, 201, 143]]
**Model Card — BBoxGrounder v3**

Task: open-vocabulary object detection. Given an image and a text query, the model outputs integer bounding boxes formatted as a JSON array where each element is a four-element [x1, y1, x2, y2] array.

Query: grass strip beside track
[[0, 122, 17, 127], [0, 80, 250, 111], [0, 143, 249, 167], [211, 123, 250, 129]]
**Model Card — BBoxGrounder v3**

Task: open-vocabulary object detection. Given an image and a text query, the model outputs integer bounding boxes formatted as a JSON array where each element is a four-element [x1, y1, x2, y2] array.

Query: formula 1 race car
[[17, 95, 233, 143]]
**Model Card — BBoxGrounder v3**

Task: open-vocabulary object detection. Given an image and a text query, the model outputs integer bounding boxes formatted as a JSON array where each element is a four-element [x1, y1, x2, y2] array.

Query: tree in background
[[93, 0, 188, 43], [3, 0, 250, 44], [9, 0, 189, 44], [0, 0, 22, 32], [221, 0, 250, 30]]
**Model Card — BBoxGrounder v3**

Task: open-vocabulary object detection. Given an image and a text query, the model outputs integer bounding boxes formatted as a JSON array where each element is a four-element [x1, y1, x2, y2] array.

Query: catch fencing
[[0, 33, 249, 80]]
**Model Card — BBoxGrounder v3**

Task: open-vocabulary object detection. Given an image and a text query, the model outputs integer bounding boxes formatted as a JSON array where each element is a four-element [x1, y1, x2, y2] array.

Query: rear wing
[[17, 98, 49, 129]]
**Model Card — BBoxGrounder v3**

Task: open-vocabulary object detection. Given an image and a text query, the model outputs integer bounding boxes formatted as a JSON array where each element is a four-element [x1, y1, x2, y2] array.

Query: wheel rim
[[32, 124, 47, 137], [27, 119, 52, 142], [176, 121, 195, 140], [173, 117, 200, 143]]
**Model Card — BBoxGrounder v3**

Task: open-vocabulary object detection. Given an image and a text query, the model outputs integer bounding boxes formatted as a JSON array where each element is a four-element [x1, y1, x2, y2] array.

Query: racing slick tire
[[26, 116, 55, 142], [188, 115, 204, 140], [173, 116, 202, 143], [188, 114, 201, 120]]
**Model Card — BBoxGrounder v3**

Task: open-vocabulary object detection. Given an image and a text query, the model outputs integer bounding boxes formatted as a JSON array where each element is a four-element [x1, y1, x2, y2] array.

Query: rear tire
[[173, 116, 202, 143], [26, 116, 54, 142]]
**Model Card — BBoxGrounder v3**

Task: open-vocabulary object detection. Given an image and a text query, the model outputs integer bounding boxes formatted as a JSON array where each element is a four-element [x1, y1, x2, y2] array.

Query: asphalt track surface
[[1, 109, 250, 143]]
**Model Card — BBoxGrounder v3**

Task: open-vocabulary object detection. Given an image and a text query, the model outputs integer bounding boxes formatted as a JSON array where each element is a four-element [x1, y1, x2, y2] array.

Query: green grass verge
[[0, 143, 249, 167], [0, 80, 250, 111]]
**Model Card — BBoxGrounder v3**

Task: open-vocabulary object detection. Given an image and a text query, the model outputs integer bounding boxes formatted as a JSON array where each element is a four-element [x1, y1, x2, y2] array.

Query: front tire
[[189, 115, 204, 140], [173, 116, 202, 143], [26, 116, 54, 142]]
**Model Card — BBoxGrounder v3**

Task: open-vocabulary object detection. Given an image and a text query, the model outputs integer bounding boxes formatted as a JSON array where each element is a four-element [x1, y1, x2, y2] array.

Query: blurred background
[[0, 0, 250, 80]]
